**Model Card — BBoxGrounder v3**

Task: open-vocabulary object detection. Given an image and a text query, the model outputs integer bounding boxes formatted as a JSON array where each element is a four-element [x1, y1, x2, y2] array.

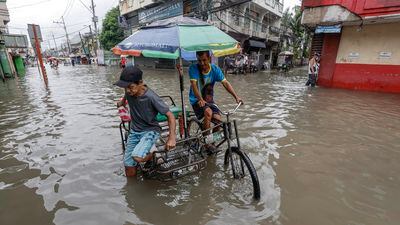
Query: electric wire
[[78, 0, 93, 14], [61, 0, 72, 18], [42, 25, 91, 41], [8, 0, 55, 9], [63, 0, 76, 18]]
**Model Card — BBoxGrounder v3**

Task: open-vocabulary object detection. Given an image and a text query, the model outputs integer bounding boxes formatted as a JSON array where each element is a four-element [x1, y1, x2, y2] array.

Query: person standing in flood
[[306, 52, 320, 87]]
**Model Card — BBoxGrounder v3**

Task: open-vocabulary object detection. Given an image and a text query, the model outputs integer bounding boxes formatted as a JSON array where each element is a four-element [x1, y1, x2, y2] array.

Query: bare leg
[[133, 152, 153, 163], [125, 166, 137, 177], [212, 113, 222, 132], [203, 107, 213, 135]]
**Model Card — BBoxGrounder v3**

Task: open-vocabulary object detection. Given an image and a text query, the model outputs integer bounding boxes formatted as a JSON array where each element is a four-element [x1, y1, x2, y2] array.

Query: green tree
[[288, 6, 310, 59], [100, 7, 124, 50], [281, 8, 292, 33]]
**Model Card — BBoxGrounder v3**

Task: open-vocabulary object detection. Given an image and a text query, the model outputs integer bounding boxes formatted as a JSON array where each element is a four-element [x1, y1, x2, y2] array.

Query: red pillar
[[318, 34, 341, 87]]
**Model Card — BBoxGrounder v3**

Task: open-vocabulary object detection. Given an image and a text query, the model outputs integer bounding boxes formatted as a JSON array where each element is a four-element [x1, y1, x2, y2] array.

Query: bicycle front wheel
[[187, 117, 202, 137], [226, 147, 261, 200]]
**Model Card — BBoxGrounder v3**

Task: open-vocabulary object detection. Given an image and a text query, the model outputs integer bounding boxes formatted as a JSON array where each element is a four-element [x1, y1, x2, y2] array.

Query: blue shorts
[[192, 102, 221, 120], [124, 130, 160, 167]]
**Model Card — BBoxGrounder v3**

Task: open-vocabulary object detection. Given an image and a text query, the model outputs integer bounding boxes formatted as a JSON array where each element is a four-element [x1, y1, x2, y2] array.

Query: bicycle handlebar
[[231, 101, 242, 114], [212, 101, 242, 116]]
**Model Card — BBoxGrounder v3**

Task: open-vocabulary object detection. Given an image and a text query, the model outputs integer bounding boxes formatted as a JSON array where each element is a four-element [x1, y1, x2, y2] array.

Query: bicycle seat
[[155, 106, 189, 122]]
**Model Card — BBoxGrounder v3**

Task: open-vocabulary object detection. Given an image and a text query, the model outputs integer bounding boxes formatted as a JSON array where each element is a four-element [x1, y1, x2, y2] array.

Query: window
[[244, 8, 250, 27], [250, 10, 259, 32], [231, 12, 239, 26]]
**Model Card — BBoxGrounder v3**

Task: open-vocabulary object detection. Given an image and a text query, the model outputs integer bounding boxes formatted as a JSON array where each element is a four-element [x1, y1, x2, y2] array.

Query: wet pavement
[[1, 65, 400, 225]]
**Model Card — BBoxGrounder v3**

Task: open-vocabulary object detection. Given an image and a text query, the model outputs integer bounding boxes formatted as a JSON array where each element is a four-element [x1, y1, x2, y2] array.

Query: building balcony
[[0, 3, 10, 29], [267, 34, 280, 43], [120, 0, 161, 16], [269, 26, 281, 34], [302, 0, 400, 18], [253, 0, 283, 17], [210, 18, 268, 40]]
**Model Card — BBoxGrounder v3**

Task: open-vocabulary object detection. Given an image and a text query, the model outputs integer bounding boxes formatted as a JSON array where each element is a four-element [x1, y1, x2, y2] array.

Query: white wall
[[336, 22, 400, 65], [0, 2, 10, 29], [120, 0, 156, 16], [253, 0, 283, 17]]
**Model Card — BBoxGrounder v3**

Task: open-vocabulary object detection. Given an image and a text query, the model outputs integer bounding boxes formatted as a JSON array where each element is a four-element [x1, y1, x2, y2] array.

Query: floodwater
[[1, 65, 399, 225]]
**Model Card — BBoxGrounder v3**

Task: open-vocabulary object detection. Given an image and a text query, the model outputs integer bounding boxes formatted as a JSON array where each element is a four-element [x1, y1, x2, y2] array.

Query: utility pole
[[47, 39, 52, 51], [53, 16, 71, 55], [79, 32, 91, 61], [51, 32, 58, 56], [79, 32, 85, 55], [88, 25, 94, 57], [51, 32, 58, 51], [90, 0, 100, 54]]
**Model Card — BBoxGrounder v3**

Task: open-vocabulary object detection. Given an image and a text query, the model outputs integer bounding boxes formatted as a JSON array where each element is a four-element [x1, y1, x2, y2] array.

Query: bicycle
[[119, 100, 261, 200], [187, 102, 261, 199]]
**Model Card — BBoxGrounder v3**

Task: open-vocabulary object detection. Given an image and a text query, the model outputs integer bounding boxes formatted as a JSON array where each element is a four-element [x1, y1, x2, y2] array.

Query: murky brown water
[[1, 65, 399, 225]]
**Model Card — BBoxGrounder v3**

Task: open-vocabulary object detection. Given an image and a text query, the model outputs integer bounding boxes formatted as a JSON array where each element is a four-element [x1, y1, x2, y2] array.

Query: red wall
[[302, 0, 400, 17], [331, 64, 400, 93], [317, 34, 341, 87]]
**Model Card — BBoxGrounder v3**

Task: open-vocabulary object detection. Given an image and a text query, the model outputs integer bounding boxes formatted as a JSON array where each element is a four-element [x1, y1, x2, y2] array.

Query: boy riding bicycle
[[189, 51, 242, 152]]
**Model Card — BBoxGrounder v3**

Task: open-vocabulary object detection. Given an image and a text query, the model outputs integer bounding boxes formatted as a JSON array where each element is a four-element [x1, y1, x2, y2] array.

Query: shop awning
[[249, 40, 266, 48]]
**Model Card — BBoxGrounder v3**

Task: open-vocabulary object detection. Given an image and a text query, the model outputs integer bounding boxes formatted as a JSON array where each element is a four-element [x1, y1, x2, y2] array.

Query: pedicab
[[277, 51, 294, 72], [113, 16, 260, 200]]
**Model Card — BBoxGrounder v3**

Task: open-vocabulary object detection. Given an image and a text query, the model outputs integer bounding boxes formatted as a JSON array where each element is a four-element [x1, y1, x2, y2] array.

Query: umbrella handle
[[176, 64, 183, 76]]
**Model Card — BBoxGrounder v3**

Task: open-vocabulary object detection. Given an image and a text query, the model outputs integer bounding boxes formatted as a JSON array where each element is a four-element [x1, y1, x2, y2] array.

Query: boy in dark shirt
[[115, 65, 176, 177]]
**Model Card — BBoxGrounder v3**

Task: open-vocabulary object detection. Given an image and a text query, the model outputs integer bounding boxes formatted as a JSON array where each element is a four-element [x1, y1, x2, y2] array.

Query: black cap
[[114, 65, 143, 88]]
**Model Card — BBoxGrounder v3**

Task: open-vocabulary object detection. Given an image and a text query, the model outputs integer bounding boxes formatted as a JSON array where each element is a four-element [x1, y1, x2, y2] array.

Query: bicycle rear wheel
[[226, 147, 261, 200]]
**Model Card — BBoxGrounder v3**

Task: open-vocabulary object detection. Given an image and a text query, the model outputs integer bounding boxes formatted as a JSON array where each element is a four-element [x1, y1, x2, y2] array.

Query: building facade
[[118, 0, 284, 68], [0, 0, 28, 78], [302, 0, 400, 93], [207, 0, 283, 66], [0, 0, 9, 32]]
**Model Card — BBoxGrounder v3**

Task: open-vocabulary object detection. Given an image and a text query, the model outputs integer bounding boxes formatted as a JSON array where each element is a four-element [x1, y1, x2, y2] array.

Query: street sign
[[348, 52, 359, 59], [27, 24, 42, 43], [315, 25, 342, 34], [379, 52, 392, 59], [118, 16, 128, 28], [92, 16, 98, 23]]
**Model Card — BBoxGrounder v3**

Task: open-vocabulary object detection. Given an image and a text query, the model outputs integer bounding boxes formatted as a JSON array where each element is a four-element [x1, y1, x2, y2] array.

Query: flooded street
[[1, 65, 400, 225]]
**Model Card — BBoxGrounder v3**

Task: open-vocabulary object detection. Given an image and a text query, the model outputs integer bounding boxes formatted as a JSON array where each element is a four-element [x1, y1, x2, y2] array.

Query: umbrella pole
[[177, 54, 188, 138]]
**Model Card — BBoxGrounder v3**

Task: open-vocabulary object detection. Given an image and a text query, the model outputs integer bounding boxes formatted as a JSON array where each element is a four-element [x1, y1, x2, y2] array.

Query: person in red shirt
[[120, 57, 127, 68]]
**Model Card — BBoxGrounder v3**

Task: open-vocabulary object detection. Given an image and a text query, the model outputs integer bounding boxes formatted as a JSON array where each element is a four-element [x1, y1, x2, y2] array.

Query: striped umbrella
[[112, 16, 240, 59], [113, 16, 240, 137]]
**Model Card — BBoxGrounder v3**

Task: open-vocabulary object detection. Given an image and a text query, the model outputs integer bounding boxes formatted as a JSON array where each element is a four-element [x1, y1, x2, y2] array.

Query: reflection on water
[[1, 65, 400, 225]]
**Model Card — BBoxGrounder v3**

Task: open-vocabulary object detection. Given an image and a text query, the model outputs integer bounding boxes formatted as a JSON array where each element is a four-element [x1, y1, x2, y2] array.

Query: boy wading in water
[[115, 65, 176, 177]]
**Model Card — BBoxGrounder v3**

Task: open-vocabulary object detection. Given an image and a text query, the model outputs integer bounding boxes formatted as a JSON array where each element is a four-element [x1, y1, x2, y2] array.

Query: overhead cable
[[9, 0, 54, 9]]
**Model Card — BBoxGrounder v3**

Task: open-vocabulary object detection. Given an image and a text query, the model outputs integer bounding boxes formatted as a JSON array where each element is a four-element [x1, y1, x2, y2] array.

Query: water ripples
[[1, 66, 400, 225]]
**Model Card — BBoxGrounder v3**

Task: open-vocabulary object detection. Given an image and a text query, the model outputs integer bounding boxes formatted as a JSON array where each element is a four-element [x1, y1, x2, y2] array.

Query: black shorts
[[192, 102, 221, 120]]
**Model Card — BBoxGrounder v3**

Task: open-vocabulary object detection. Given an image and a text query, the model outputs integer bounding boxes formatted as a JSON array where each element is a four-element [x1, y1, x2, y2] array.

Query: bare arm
[[190, 80, 206, 107], [221, 80, 242, 103], [309, 58, 316, 74], [116, 96, 127, 107], [165, 111, 176, 150]]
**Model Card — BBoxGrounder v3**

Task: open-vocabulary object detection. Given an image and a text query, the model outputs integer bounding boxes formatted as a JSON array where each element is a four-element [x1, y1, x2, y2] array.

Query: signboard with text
[[315, 25, 342, 34], [138, 0, 183, 24]]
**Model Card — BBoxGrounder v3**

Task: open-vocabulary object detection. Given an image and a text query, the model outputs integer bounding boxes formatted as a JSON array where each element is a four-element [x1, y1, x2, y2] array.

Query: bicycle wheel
[[226, 147, 260, 200], [187, 117, 202, 137]]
